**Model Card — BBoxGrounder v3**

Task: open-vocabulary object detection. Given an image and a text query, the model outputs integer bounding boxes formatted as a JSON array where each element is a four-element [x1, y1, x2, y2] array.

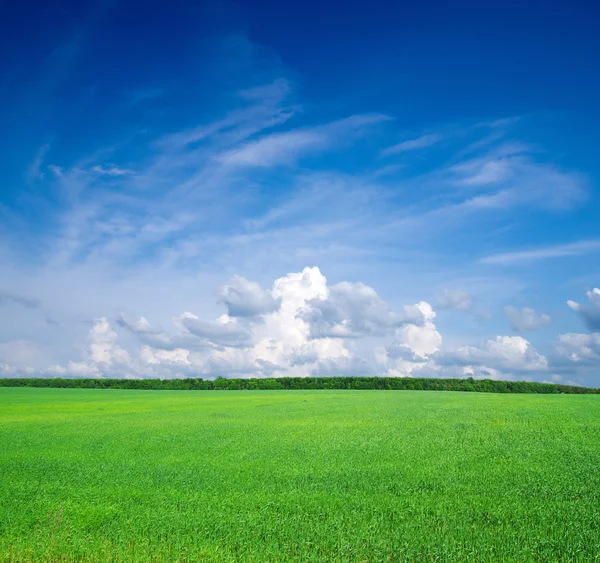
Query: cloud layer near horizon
[[1, 265, 597, 387]]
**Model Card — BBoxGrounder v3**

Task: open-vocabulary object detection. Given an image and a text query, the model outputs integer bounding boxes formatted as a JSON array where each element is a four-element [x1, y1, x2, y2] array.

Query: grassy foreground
[[1, 389, 600, 562]]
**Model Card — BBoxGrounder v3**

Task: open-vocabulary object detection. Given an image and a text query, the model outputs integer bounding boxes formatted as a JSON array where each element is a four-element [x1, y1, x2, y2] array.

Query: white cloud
[[449, 145, 528, 187], [449, 144, 585, 209], [88, 318, 130, 365], [139, 346, 191, 367], [46, 318, 131, 378], [302, 280, 423, 339], [443, 335, 548, 373], [504, 306, 551, 332], [248, 267, 351, 374], [391, 302, 441, 358], [381, 133, 441, 156], [179, 313, 253, 348], [90, 165, 133, 177], [567, 288, 600, 331], [117, 314, 208, 352], [220, 129, 324, 167], [2, 267, 592, 385], [481, 240, 600, 265], [1, 362, 35, 377], [27, 144, 50, 184], [238, 78, 292, 102], [33, 268, 348, 379], [452, 157, 514, 186], [219, 114, 389, 168], [48, 361, 101, 378], [158, 80, 295, 152], [382, 302, 442, 377], [219, 275, 281, 317], [47, 164, 64, 178], [2, 265, 583, 383], [553, 332, 600, 364], [435, 289, 471, 311], [37, 267, 426, 379]]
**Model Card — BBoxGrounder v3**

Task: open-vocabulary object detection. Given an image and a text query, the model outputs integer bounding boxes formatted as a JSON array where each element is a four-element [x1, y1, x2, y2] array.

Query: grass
[[1, 388, 600, 562]]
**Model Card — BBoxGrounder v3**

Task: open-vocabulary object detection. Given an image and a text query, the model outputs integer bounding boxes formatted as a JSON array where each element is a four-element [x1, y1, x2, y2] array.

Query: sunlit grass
[[1, 388, 600, 561]]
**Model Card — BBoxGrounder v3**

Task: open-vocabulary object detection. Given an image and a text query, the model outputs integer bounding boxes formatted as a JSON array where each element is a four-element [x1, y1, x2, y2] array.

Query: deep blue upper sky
[[1, 0, 599, 383]]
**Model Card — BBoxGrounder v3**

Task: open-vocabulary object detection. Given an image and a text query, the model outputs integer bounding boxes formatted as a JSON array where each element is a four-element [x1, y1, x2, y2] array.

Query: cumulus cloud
[[435, 289, 471, 311], [1, 363, 35, 377], [302, 281, 423, 339], [443, 335, 548, 373], [246, 267, 351, 375], [48, 318, 131, 378], [179, 313, 253, 348], [381, 328, 549, 382], [553, 332, 600, 365], [504, 306, 551, 332], [0, 267, 577, 384], [110, 267, 421, 378], [46, 267, 358, 379], [117, 314, 206, 351], [218, 275, 281, 317], [379, 302, 442, 377], [567, 288, 600, 331], [88, 318, 130, 365], [386, 302, 441, 359], [138, 346, 192, 367]]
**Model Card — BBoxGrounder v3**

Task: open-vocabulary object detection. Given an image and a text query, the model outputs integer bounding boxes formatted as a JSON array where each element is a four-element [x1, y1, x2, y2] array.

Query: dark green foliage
[[0, 375, 597, 393]]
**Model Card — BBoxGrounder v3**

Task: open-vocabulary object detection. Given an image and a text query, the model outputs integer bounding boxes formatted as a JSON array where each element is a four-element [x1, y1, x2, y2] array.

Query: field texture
[[1, 389, 600, 562]]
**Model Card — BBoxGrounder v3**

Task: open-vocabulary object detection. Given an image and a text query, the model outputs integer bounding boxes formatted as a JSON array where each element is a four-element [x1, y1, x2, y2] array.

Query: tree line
[[0, 376, 597, 394]]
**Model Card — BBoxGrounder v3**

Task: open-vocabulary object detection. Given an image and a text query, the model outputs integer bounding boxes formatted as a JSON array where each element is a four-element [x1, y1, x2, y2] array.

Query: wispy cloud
[[129, 87, 163, 106], [381, 133, 441, 156], [219, 129, 325, 167], [47, 164, 64, 178], [481, 240, 600, 265], [238, 78, 292, 102], [158, 79, 297, 152], [451, 156, 515, 186], [27, 144, 51, 184], [0, 291, 41, 309], [219, 113, 390, 168], [91, 165, 134, 177]]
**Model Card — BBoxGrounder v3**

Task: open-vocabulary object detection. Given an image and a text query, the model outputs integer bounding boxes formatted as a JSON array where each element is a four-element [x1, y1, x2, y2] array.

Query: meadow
[[1, 388, 599, 562]]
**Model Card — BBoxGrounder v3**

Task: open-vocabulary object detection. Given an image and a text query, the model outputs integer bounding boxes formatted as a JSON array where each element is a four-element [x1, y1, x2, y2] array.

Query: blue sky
[[1, 0, 600, 384]]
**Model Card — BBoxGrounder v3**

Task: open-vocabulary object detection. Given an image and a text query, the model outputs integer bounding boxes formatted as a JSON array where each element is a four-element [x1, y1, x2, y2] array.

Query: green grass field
[[1, 388, 600, 562]]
